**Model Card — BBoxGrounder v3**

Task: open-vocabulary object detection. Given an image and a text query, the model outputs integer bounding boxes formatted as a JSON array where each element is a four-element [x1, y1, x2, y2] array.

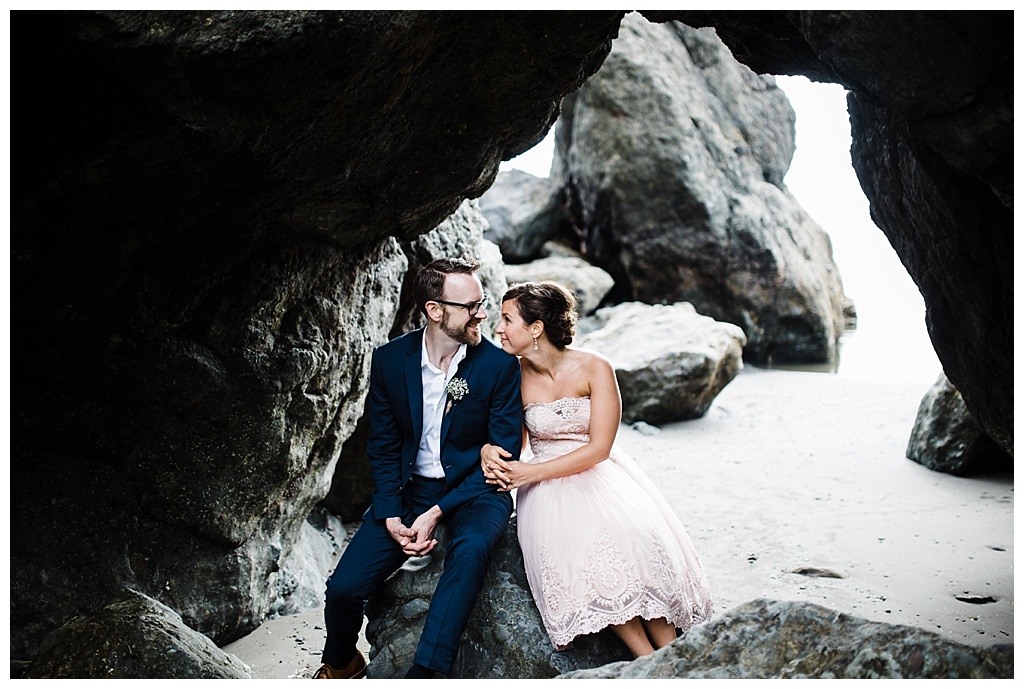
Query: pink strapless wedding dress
[[516, 396, 713, 649]]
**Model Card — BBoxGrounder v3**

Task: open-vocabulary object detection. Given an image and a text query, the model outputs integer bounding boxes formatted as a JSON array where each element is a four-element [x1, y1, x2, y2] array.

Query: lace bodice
[[524, 396, 591, 461]]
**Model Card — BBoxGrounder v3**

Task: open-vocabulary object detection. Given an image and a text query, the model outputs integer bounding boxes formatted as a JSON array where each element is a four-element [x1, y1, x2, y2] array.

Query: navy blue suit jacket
[[365, 328, 523, 520]]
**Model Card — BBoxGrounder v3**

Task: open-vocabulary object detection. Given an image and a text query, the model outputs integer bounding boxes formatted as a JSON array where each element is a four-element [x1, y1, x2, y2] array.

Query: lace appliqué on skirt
[[536, 527, 707, 649]]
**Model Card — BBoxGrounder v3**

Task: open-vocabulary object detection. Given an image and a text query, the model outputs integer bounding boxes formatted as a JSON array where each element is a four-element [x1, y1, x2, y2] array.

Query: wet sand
[[225, 367, 1013, 678]]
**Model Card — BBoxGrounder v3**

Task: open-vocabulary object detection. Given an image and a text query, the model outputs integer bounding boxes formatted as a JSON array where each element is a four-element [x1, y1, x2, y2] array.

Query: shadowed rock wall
[[11, 9, 624, 659]]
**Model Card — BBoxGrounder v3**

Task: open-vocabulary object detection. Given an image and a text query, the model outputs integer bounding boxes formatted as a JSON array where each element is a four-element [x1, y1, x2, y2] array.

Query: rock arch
[[9, 9, 1011, 662]]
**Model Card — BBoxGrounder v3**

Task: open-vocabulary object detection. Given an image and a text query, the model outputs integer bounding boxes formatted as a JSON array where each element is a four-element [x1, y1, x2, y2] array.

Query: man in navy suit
[[315, 257, 523, 679]]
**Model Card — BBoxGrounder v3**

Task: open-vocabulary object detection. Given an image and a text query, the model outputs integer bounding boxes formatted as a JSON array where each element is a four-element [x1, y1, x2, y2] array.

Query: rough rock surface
[[504, 255, 615, 316], [554, 15, 849, 365], [11, 10, 622, 660], [365, 573, 1014, 680], [321, 414, 375, 523], [478, 169, 565, 263], [848, 92, 1012, 455], [24, 590, 251, 679], [576, 302, 747, 424], [906, 373, 1011, 476], [270, 507, 349, 619], [11, 236, 407, 659], [364, 518, 631, 679], [559, 598, 1013, 679]]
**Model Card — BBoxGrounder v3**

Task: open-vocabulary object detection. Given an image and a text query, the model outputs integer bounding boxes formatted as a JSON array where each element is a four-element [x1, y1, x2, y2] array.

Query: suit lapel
[[440, 343, 478, 447], [405, 329, 424, 444]]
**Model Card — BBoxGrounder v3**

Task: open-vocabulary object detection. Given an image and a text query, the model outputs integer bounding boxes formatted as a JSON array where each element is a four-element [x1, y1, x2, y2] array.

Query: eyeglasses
[[434, 294, 490, 318]]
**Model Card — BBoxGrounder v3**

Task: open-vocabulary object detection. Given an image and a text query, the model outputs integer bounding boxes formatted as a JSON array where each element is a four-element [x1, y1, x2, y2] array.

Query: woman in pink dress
[[481, 281, 713, 657]]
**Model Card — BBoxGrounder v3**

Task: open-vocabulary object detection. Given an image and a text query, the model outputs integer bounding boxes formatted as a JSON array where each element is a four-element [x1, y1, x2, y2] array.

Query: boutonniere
[[444, 377, 469, 415]]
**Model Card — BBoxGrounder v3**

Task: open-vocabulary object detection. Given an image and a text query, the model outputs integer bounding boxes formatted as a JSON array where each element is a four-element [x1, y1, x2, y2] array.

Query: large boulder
[[561, 598, 1013, 679], [576, 302, 746, 424], [364, 518, 631, 679], [478, 169, 565, 263], [504, 255, 615, 316], [906, 373, 1011, 476], [554, 14, 849, 365], [11, 236, 407, 658], [23, 590, 251, 679]]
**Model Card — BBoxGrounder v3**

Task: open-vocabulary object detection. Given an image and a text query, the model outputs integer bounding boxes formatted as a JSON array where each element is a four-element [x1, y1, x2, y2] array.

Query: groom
[[315, 257, 523, 679]]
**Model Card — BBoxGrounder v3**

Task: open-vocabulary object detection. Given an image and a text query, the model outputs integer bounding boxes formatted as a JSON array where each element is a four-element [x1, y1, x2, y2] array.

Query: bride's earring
[[533, 335, 539, 351]]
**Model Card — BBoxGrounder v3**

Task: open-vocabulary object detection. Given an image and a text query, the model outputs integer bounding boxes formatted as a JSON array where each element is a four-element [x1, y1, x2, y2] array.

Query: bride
[[481, 280, 713, 657]]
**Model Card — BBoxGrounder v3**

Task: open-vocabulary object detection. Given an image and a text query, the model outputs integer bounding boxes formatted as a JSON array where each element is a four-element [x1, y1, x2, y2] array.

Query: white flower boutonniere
[[444, 377, 469, 415]]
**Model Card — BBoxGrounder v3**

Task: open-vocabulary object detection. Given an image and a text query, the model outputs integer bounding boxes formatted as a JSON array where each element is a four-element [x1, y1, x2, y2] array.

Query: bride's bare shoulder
[[565, 346, 614, 373]]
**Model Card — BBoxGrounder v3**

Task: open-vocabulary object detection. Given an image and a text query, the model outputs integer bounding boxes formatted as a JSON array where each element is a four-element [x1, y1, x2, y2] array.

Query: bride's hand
[[481, 443, 513, 489], [493, 461, 539, 493]]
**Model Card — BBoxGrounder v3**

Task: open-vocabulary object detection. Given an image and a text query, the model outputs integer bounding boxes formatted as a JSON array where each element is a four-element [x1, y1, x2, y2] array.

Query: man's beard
[[440, 309, 482, 346]]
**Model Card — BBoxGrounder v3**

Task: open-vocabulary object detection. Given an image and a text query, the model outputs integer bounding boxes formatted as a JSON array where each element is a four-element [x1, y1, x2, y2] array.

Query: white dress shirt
[[414, 337, 467, 478]]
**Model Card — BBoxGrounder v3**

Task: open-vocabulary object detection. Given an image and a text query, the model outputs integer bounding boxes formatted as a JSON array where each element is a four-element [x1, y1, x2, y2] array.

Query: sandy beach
[[224, 366, 1014, 678]]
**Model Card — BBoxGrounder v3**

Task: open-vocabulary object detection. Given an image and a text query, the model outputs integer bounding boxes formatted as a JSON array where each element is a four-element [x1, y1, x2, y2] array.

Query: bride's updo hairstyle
[[502, 281, 578, 350]]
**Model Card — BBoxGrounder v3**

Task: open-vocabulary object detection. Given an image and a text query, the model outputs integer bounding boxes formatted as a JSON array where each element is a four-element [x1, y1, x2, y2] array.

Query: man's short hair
[[413, 256, 481, 315]]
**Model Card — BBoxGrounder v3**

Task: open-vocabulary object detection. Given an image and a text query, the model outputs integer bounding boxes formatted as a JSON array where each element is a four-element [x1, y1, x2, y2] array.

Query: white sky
[[500, 76, 942, 384]]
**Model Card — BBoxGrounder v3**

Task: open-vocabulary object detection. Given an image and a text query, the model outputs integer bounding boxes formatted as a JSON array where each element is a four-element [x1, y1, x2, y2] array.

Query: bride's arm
[[494, 354, 621, 491]]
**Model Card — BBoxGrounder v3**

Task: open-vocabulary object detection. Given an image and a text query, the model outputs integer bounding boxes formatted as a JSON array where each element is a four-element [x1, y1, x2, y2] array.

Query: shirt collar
[[421, 334, 468, 375]]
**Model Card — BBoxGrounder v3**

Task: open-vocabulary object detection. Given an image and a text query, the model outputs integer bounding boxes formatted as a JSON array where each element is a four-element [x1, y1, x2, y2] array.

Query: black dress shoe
[[404, 664, 435, 679]]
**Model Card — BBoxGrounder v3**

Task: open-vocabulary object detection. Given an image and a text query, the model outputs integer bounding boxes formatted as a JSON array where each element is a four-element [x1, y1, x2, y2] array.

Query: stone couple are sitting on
[[314, 257, 713, 680]]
